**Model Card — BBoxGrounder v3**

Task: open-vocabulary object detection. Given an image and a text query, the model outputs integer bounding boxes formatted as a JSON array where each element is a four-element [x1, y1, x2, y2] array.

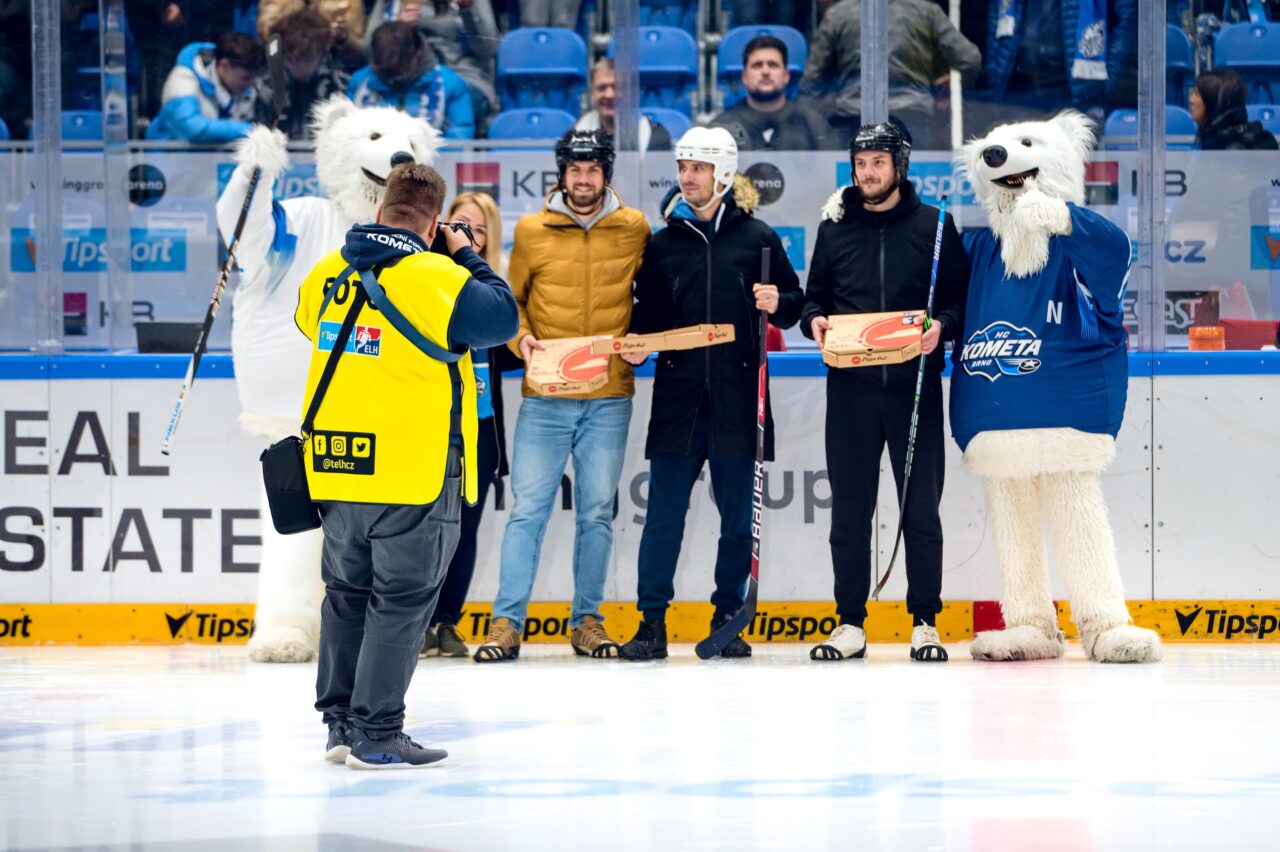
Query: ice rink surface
[[3, 643, 1279, 851]]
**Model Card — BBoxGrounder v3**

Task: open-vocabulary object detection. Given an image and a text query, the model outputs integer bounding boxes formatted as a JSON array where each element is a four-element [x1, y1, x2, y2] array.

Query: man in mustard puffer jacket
[[476, 130, 650, 663]]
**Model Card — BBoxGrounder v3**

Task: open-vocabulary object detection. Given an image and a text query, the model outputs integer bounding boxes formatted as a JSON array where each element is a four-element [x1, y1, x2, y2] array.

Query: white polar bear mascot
[[950, 111, 1162, 664], [216, 95, 439, 662]]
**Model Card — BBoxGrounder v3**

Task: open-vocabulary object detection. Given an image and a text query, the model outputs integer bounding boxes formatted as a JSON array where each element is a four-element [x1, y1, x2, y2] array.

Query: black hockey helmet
[[555, 129, 615, 184], [850, 116, 913, 176]]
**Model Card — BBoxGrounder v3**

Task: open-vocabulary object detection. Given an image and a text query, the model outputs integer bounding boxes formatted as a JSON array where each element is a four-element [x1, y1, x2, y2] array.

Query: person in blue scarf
[[348, 21, 475, 139]]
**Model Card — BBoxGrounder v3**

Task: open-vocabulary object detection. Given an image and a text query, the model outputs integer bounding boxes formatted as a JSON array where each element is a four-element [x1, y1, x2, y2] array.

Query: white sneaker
[[810, 624, 866, 661], [910, 624, 949, 662]]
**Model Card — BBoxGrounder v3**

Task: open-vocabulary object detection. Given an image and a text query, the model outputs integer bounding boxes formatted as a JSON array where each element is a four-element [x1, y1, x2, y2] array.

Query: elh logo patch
[[319, 322, 382, 357], [960, 321, 1044, 381]]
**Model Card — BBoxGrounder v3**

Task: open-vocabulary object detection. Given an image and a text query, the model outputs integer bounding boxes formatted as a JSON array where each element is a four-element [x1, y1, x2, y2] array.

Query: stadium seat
[[0, 116, 8, 140], [486, 108, 578, 140], [1214, 23, 1280, 104], [718, 25, 808, 109], [1246, 104, 1280, 137], [643, 106, 693, 138], [62, 110, 104, 140], [496, 28, 588, 112], [1101, 106, 1198, 150], [1168, 25, 1194, 108], [607, 26, 700, 117]]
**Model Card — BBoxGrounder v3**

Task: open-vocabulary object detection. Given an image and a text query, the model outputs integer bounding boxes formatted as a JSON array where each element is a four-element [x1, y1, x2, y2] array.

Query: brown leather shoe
[[570, 615, 620, 659], [473, 617, 520, 662]]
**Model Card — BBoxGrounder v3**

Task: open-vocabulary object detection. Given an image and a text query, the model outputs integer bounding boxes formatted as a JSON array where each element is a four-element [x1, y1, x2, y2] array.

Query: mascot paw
[[247, 625, 316, 663], [971, 624, 1066, 661], [1084, 625, 1163, 664], [1012, 186, 1071, 236], [234, 125, 290, 176]]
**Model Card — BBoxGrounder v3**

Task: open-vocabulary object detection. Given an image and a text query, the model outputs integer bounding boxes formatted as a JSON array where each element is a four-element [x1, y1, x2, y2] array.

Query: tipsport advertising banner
[[3, 148, 1276, 351]]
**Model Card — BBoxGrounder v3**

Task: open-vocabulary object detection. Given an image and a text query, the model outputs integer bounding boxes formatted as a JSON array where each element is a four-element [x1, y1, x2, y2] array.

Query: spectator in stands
[[349, 22, 476, 139], [575, 58, 673, 151], [518, 0, 579, 29], [712, 35, 836, 151], [366, 0, 501, 127], [1190, 70, 1279, 151], [258, 0, 367, 73], [801, 0, 981, 150], [255, 10, 349, 139], [729, 0, 811, 34], [146, 32, 265, 143], [973, 0, 1137, 128]]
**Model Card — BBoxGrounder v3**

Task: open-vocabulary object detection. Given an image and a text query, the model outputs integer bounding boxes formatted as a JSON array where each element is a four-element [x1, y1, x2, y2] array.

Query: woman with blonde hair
[[422, 191, 514, 658]]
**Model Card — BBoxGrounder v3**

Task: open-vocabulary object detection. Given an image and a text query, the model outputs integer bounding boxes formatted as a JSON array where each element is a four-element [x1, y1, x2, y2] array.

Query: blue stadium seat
[[496, 28, 588, 112], [717, 25, 808, 109], [486, 108, 578, 140], [62, 110, 104, 140], [1215, 23, 1280, 104], [1247, 104, 1280, 137], [0, 116, 9, 140], [1168, 25, 1194, 108], [643, 106, 693, 138], [1102, 107, 1198, 150], [640, 0, 697, 32], [607, 26, 700, 117]]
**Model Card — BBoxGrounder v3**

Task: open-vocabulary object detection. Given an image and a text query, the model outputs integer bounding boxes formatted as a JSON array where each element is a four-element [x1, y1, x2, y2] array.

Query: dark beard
[[858, 175, 900, 206], [747, 86, 785, 103]]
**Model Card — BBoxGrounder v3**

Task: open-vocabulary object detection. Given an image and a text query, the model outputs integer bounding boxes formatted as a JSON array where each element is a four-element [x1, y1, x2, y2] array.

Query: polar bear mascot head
[[957, 110, 1095, 279], [311, 95, 441, 222]]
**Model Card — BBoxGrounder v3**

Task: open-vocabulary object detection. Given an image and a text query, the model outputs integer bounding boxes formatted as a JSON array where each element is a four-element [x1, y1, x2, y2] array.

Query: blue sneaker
[[345, 731, 448, 770], [325, 721, 353, 763]]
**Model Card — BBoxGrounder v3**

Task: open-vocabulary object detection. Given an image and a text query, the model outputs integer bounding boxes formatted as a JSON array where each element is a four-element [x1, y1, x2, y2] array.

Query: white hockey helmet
[[674, 126, 738, 200]]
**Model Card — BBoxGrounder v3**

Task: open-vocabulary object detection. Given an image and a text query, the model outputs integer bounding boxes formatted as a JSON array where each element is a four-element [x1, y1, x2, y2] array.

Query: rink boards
[[1, 351, 1278, 645]]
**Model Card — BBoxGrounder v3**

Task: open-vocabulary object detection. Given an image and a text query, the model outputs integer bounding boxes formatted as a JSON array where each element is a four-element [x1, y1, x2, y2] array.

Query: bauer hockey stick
[[696, 246, 770, 660], [161, 35, 285, 455], [873, 195, 948, 600]]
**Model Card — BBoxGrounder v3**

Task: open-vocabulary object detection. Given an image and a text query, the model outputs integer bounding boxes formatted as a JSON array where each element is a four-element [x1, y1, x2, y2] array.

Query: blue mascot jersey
[[950, 203, 1131, 451]]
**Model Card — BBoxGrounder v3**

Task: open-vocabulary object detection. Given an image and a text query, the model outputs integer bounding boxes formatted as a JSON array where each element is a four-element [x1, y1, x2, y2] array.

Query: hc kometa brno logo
[[960, 321, 1044, 381]]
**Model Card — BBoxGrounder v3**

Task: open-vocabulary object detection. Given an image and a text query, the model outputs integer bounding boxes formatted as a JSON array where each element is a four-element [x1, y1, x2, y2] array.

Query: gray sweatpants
[[314, 450, 462, 737]]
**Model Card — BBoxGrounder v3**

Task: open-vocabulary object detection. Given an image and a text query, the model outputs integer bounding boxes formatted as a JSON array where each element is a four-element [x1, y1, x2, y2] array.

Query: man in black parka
[[802, 118, 968, 664], [618, 126, 803, 661]]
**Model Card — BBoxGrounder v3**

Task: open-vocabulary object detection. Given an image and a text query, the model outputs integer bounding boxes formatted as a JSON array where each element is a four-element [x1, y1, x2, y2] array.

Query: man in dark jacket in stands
[[618, 126, 803, 661], [711, 35, 836, 151], [801, 119, 968, 664]]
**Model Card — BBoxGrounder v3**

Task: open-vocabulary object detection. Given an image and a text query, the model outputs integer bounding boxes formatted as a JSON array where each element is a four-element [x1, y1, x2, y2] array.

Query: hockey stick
[[873, 195, 948, 600], [696, 246, 770, 660], [161, 35, 285, 456]]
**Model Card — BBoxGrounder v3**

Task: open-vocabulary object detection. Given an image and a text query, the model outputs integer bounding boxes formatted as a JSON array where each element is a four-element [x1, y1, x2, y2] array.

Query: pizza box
[[526, 336, 613, 395], [822, 310, 926, 368], [590, 324, 736, 355]]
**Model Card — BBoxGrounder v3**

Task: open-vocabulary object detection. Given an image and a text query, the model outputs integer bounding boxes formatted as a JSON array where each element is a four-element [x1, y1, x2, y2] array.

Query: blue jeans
[[493, 396, 632, 631]]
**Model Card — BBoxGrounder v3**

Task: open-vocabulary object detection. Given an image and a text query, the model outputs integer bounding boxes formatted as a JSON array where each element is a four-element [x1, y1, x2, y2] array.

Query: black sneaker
[[324, 721, 353, 763], [711, 611, 752, 658], [345, 731, 448, 770], [619, 619, 668, 661]]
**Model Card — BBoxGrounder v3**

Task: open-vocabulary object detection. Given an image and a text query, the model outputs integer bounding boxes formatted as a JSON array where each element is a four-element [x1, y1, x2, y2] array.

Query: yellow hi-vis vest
[[294, 248, 478, 506]]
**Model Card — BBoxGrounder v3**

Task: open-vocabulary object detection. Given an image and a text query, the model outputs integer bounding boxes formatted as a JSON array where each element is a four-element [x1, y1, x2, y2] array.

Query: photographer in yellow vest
[[294, 162, 518, 770]]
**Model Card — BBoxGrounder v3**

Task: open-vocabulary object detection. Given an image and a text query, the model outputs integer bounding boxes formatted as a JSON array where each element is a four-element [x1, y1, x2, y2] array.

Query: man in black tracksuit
[[801, 119, 968, 663], [617, 126, 803, 660]]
